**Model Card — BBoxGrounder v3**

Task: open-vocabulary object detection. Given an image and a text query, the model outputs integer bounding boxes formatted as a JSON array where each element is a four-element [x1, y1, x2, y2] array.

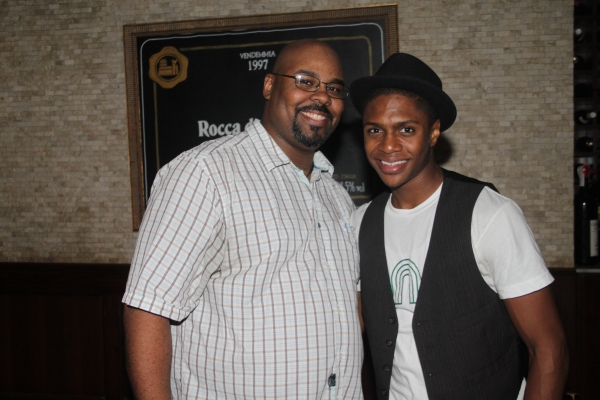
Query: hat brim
[[350, 76, 457, 132]]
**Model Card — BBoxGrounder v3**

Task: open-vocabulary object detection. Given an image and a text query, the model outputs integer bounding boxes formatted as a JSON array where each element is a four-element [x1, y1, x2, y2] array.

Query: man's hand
[[123, 305, 173, 400], [504, 286, 569, 400]]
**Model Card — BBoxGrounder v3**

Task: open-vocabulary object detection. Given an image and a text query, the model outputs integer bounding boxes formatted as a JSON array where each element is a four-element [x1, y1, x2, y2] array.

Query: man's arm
[[123, 305, 173, 400], [503, 286, 569, 400]]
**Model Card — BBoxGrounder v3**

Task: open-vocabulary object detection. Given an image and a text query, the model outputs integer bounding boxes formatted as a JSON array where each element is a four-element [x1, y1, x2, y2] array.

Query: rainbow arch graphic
[[390, 259, 421, 305]]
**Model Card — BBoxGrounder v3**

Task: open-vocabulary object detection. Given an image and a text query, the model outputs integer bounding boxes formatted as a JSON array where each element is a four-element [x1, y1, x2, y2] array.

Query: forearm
[[504, 287, 569, 400], [523, 343, 569, 400], [123, 305, 173, 400]]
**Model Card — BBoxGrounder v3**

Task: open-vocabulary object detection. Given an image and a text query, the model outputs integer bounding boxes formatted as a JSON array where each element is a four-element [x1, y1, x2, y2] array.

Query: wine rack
[[574, 0, 600, 167]]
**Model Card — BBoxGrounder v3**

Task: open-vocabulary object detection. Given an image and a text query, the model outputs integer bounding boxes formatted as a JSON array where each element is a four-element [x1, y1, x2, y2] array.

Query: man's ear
[[430, 119, 441, 147], [263, 74, 274, 100]]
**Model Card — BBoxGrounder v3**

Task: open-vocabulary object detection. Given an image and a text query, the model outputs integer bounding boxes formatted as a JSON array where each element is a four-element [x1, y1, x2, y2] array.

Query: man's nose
[[309, 84, 332, 105], [380, 132, 402, 153]]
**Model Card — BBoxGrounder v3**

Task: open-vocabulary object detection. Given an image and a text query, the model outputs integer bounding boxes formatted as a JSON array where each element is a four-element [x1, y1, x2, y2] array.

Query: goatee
[[291, 104, 334, 148]]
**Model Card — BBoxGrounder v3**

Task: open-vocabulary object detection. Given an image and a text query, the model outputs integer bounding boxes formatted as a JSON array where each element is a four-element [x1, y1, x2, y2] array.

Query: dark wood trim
[[1, 264, 598, 399], [0, 262, 130, 295], [548, 267, 600, 399], [0, 393, 106, 400], [548, 268, 578, 394], [574, 269, 600, 399], [0, 263, 132, 400]]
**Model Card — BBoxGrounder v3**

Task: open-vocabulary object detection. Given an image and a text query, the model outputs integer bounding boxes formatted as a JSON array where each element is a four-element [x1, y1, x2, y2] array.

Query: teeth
[[381, 160, 406, 166], [302, 111, 326, 121]]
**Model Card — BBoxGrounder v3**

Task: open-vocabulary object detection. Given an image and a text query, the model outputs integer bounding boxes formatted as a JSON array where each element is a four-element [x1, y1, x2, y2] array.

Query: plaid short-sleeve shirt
[[123, 120, 363, 399]]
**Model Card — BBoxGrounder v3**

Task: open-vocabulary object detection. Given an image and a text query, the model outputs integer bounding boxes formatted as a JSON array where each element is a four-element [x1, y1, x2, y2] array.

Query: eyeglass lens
[[294, 75, 348, 99]]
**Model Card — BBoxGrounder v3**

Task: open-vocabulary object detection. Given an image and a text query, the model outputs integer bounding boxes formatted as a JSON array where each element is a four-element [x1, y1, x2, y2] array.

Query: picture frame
[[123, 5, 398, 230]]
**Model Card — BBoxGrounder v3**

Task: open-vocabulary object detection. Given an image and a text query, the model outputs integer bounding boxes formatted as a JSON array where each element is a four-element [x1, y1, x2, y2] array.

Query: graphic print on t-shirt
[[390, 259, 421, 306]]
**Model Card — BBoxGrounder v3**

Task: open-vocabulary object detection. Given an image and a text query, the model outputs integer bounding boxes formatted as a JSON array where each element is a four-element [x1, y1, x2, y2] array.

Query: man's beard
[[291, 104, 334, 149]]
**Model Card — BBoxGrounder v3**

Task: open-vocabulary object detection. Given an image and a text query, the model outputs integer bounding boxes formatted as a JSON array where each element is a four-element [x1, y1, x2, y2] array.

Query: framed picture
[[123, 5, 398, 230]]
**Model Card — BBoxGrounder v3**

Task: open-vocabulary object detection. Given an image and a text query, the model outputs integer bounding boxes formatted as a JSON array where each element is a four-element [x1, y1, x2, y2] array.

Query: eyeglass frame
[[270, 73, 349, 99]]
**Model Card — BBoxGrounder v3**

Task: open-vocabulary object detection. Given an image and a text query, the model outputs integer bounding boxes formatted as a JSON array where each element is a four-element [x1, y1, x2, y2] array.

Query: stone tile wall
[[0, 0, 572, 266]]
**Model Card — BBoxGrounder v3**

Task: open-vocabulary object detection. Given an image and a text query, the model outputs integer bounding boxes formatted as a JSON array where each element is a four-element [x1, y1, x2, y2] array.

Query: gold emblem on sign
[[149, 46, 188, 89]]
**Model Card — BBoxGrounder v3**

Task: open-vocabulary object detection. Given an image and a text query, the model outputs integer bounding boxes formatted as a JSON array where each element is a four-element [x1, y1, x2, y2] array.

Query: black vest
[[359, 170, 526, 400]]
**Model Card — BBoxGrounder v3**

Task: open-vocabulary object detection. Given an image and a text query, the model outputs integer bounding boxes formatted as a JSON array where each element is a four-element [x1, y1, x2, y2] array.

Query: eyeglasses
[[271, 73, 349, 99]]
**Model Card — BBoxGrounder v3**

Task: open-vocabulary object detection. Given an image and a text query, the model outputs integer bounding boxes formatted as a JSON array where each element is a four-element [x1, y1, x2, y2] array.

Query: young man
[[122, 39, 363, 399], [350, 53, 568, 400]]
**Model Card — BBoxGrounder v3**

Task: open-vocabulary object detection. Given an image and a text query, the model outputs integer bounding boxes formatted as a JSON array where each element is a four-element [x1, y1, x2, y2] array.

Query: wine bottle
[[576, 136, 594, 152], [574, 164, 599, 265], [575, 109, 597, 125]]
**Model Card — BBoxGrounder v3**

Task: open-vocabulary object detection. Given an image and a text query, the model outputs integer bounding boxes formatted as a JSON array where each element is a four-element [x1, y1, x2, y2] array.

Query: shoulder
[[185, 131, 251, 163], [350, 202, 370, 229], [149, 134, 251, 203], [472, 186, 529, 244], [349, 202, 372, 240], [321, 175, 355, 210], [471, 187, 553, 298], [157, 132, 250, 179], [474, 186, 524, 223], [443, 169, 498, 193], [349, 192, 393, 233]]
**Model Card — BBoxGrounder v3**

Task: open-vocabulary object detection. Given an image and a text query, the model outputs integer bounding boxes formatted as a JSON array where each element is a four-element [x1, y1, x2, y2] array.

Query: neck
[[390, 163, 444, 209], [261, 122, 317, 177], [305, 167, 313, 179], [290, 153, 314, 178], [292, 155, 314, 176]]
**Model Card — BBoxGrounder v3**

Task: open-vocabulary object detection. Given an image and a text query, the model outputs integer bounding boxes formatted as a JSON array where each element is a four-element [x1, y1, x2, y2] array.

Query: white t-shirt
[[351, 183, 554, 400]]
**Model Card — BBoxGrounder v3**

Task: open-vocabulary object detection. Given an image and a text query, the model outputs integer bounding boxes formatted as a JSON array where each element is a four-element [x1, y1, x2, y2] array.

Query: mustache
[[296, 103, 333, 120]]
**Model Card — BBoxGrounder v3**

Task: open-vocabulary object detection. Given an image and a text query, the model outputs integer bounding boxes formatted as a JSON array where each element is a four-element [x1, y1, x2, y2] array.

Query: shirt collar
[[248, 119, 334, 177]]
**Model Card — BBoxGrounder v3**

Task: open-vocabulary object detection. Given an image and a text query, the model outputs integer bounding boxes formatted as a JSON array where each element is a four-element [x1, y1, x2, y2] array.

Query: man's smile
[[376, 158, 409, 175], [381, 160, 407, 167], [297, 103, 333, 123], [300, 110, 328, 121]]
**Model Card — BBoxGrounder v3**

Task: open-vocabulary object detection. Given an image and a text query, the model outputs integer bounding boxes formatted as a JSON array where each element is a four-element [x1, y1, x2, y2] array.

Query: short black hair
[[363, 87, 439, 129]]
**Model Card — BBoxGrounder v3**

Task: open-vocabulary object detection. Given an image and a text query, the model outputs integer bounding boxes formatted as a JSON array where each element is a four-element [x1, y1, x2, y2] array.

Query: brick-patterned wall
[[0, 1, 573, 266]]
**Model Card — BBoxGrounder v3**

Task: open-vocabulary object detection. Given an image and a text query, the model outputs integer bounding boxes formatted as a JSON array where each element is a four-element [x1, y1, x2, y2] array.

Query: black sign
[[124, 7, 398, 229]]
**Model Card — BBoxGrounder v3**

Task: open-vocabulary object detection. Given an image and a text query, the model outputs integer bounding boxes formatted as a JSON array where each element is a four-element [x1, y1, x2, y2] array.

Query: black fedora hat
[[350, 53, 457, 131]]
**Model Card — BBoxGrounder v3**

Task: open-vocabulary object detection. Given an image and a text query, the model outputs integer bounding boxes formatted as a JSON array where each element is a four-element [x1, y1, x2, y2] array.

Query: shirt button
[[328, 373, 336, 387], [389, 317, 395, 324], [383, 365, 390, 372], [386, 340, 393, 346]]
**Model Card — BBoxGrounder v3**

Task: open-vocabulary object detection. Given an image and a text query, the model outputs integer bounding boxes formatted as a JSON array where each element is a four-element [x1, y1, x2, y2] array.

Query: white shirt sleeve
[[471, 187, 554, 299], [123, 152, 226, 321]]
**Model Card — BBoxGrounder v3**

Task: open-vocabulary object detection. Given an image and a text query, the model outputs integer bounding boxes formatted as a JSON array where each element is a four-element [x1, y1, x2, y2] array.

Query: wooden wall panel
[[0, 263, 131, 400], [577, 271, 600, 399], [549, 268, 578, 393], [0, 263, 597, 400], [0, 294, 105, 397]]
